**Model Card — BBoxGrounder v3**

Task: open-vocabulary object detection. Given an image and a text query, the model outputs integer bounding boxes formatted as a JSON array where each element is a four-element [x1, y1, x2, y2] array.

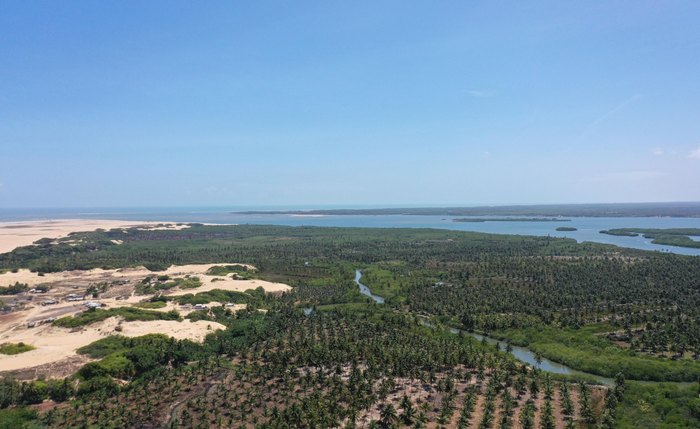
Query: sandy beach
[[0, 219, 190, 254]]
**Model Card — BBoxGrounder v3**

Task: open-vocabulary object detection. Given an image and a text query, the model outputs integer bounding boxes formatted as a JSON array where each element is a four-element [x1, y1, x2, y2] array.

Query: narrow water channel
[[355, 270, 385, 304], [355, 270, 610, 384], [463, 331, 613, 385]]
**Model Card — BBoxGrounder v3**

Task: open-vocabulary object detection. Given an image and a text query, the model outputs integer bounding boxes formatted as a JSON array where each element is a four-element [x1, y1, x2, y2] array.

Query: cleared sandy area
[[164, 264, 291, 295], [0, 267, 137, 288], [0, 264, 291, 294], [170, 278, 291, 295], [0, 316, 224, 372], [0, 220, 283, 377], [0, 219, 190, 254], [0, 263, 290, 375]]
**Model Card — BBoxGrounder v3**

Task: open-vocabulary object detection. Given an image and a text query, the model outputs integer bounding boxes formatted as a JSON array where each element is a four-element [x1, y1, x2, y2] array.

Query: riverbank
[[486, 325, 700, 382]]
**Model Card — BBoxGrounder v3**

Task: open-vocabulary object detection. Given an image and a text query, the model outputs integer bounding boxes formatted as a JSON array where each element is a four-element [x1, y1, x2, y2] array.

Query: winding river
[[463, 331, 613, 385], [355, 269, 611, 384], [355, 270, 384, 304]]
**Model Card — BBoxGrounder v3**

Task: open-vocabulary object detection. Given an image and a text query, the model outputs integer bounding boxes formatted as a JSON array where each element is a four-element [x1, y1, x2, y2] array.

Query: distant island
[[556, 226, 578, 231], [234, 202, 700, 218], [600, 228, 700, 249], [453, 217, 570, 223]]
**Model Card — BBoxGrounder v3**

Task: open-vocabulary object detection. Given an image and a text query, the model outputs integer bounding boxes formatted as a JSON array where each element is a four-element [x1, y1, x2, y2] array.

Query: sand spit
[[0, 219, 191, 254]]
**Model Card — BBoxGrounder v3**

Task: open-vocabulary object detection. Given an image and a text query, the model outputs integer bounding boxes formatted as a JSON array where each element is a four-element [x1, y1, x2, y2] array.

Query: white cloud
[[690, 146, 700, 159], [482, 151, 492, 159], [652, 148, 664, 156]]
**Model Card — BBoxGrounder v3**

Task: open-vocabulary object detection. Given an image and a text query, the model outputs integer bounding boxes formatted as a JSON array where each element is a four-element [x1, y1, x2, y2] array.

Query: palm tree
[[400, 395, 415, 425], [540, 401, 555, 429], [380, 403, 398, 429]]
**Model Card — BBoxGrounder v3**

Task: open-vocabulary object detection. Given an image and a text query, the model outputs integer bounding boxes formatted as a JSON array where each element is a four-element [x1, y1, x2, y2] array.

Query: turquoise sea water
[[2, 207, 700, 256]]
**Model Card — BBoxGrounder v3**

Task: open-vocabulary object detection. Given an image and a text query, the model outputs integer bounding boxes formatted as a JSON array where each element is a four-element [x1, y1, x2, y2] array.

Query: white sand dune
[[0, 220, 291, 375], [0, 264, 291, 293], [0, 219, 190, 254], [0, 262, 291, 374], [0, 317, 224, 372]]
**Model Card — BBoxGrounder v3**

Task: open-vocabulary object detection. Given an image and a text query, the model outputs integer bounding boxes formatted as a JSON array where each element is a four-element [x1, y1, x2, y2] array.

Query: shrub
[[77, 376, 119, 397], [53, 307, 181, 328], [0, 342, 35, 355]]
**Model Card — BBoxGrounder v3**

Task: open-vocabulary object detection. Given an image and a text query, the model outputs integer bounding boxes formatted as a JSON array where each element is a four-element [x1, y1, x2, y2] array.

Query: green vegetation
[[76, 334, 200, 380], [24, 309, 615, 428], [0, 282, 28, 295], [601, 228, 700, 248], [603, 228, 700, 236], [0, 342, 35, 355], [1, 223, 699, 426], [0, 408, 40, 429], [601, 229, 640, 237], [53, 307, 180, 328], [132, 300, 167, 309], [206, 264, 254, 278], [556, 226, 578, 231], [617, 382, 700, 428], [77, 335, 143, 358], [0, 378, 74, 409], [135, 275, 202, 294], [85, 282, 110, 298], [174, 287, 266, 306], [357, 266, 411, 304], [0, 224, 633, 276], [490, 325, 700, 381]]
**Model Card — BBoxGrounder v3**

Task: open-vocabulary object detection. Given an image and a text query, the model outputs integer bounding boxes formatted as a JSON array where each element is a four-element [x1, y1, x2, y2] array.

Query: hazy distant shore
[[234, 202, 700, 218], [452, 217, 571, 223]]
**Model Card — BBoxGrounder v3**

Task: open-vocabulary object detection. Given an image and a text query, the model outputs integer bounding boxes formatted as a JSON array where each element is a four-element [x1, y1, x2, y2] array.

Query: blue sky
[[1, 1, 700, 208]]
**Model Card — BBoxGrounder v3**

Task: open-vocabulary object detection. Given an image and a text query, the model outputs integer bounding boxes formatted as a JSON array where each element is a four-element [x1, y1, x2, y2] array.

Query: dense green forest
[[600, 228, 700, 249], [1, 224, 700, 427]]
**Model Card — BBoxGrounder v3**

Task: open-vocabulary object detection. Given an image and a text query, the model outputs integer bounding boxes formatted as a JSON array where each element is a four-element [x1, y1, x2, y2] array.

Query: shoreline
[[0, 219, 188, 254]]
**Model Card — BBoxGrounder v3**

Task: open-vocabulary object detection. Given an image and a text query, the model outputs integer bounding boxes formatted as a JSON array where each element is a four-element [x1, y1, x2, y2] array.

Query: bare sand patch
[[141, 263, 290, 295], [0, 219, 190, 254], [168, 277, 291, 295], [0, 263, 289, 375], [0, 316, 224, 372], [159, 263, 257, 275], [0, 268, 126, 287], [0, 263, 288, 294]]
